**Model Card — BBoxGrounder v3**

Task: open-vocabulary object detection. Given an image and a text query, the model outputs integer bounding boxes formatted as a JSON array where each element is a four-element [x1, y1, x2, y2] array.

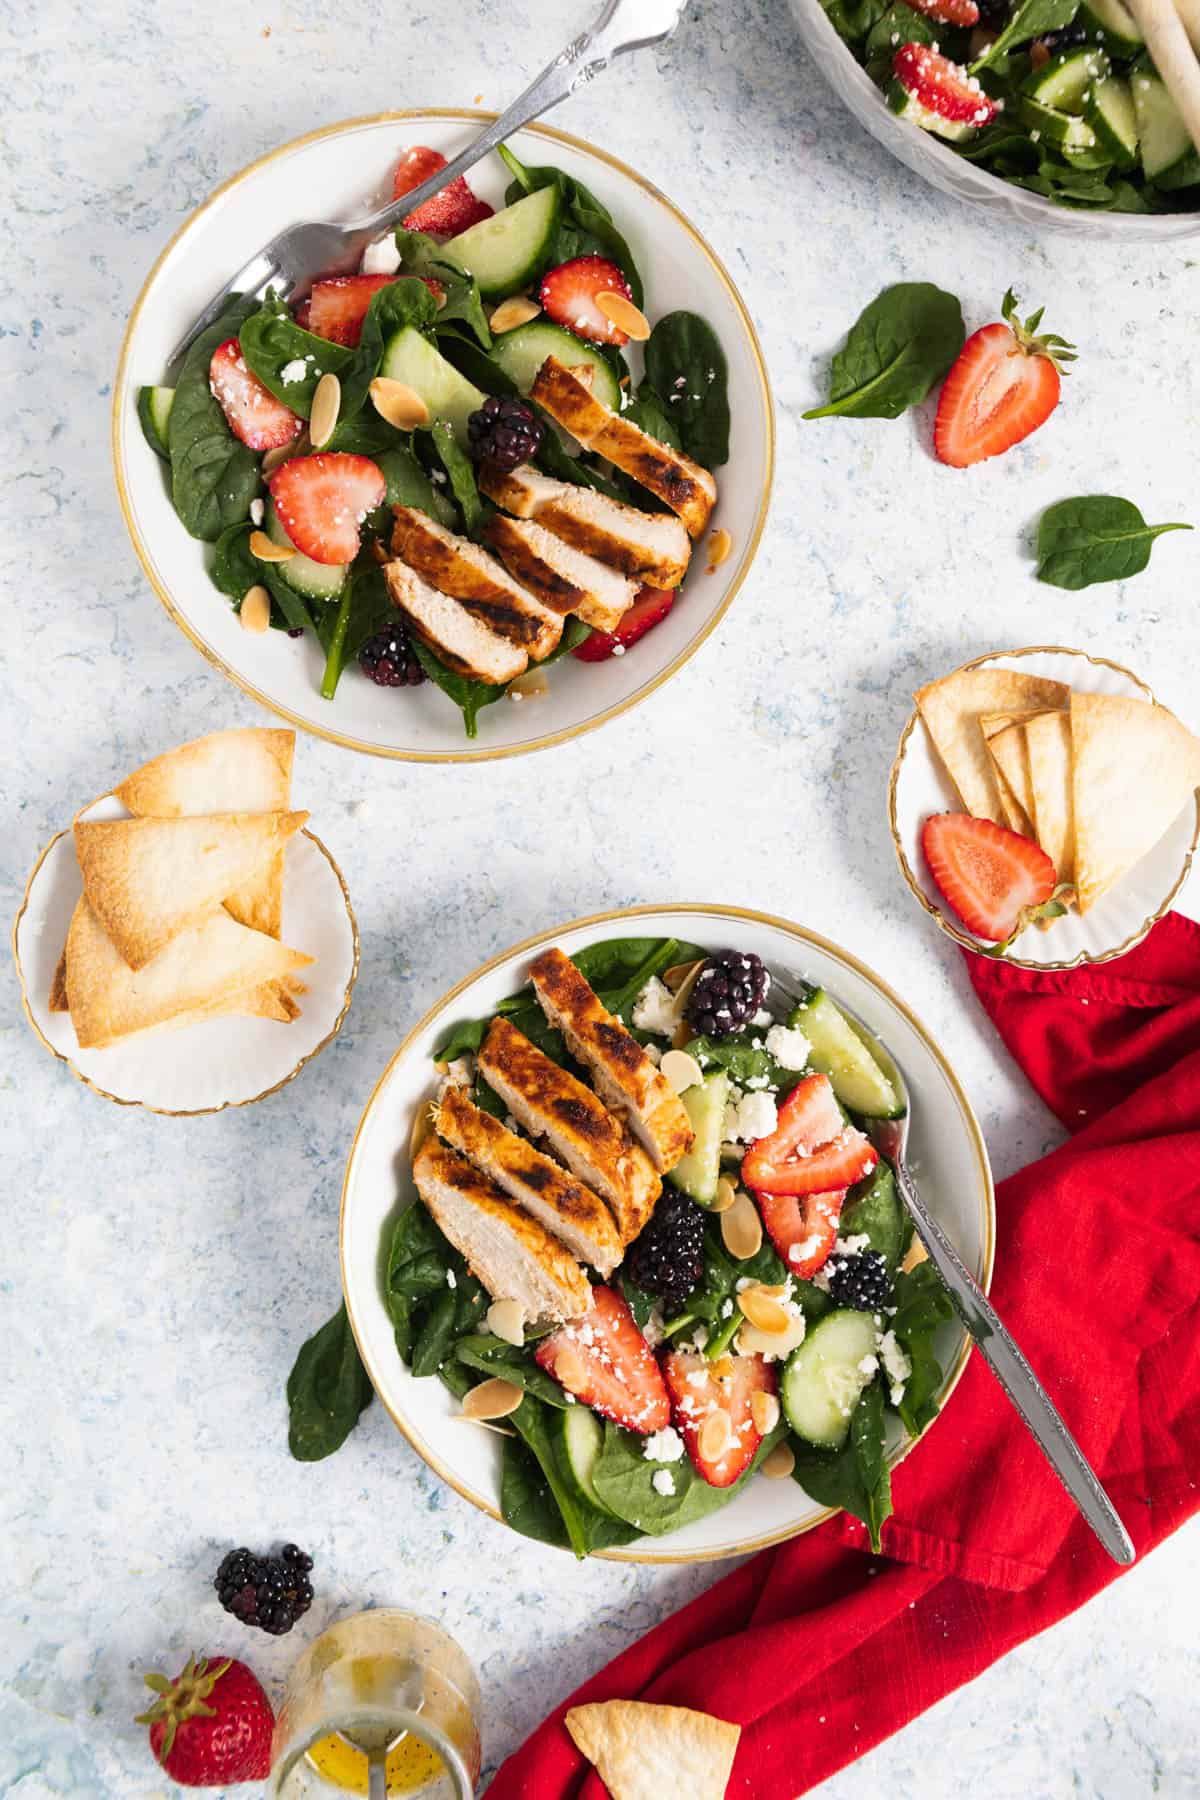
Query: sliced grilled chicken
[[413, 1138, 593, 1323], [531, 357, 717, 538], [435, 1085, 622, 1277], [391, 506, 563, 661], [479, 465, 691, 589], [527, 948, 693, 1175], [478, 1016, 660, 1243], [384, 561, 526, 685], [486, 514, 636, 633]]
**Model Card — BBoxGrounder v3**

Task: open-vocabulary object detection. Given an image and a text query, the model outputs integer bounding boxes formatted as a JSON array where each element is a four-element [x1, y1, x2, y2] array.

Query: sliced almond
[[721, 1189, 763, 1261], [750, 1390, 781, 1436], [737, 1314, 806, 1359], [596, 290, 651, 341], [710, 1354, 735, 1381], [900, 1235, 929, 1275], [737, 1286, 791, 1335], [706, 527, 732, 573], [489, 293, 542, 334], [239, 585, 271, 634], [370, 377, 430, 431], [486, 1298, 526, 1347], [663, 958, 704, 994], [262, 429, 309, 476], [711, 1175, 737, 1215], [457, 1417, 516, 1438], [249, 529, 295, 563], [409, 1098, 436, 1161], [509, 667, 548, 701], [461, 1377, 523, 1421], [697, 1409, 732, 1462], [761, 1440, 796, 1480], [552, 1345, 586, 1393], [659, 1048, 704, 1095], [670, 961, 707, 1049], [309, 371, 341, 450]]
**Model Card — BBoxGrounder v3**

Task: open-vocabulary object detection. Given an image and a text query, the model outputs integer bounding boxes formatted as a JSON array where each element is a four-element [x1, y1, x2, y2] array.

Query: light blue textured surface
[[2, 0, 1198, 1795]]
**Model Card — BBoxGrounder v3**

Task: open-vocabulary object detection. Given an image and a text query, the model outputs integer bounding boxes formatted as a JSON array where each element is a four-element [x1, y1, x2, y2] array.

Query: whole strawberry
[[136, 1653, 273, 1787]]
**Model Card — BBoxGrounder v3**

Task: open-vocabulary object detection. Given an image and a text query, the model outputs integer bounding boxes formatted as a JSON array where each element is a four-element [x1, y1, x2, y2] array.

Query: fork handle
[[893, 1160, 1135, 1566]]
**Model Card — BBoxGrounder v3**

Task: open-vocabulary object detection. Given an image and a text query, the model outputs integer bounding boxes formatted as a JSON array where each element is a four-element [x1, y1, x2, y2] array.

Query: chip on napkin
[[916, 669, 1069, 821], [565, 1700, 740, 1800]]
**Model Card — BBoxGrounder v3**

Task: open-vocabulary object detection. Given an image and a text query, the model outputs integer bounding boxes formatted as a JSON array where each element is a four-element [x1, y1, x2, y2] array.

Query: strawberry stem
[[1000, 288, 1077, 372], [135, 1655, 232, 1761]]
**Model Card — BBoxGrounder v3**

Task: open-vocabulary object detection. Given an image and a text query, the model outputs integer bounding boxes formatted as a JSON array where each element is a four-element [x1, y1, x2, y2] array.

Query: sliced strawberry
[[539, 255, 634, 347], [741, 1073, 877, 1198], [572, 586, 675, 663], [755, 1188, 845, 1278], [901, 0, 980, 25], [535, 1285, 669, 1434], [934, 290, 1075, 468], [922, 812, 1058, 942], [892, 44, 998, 127], [300, 275, 396, 347], [663, 1350, 776, 1488], [392, 145, 449, 200], [209, 338, 303, 452], [266, 453, 386, 566]]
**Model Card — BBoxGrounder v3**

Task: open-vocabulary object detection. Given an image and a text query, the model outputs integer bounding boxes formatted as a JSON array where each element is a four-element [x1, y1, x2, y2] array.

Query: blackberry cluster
[[214, 1544, 314, 1636], [685, 951, 769, 1040], [466, 396, 544, 471], [826, 1249, 893, 1313], [359, 624, 426, 687], [624, 1190, 705, 1315]]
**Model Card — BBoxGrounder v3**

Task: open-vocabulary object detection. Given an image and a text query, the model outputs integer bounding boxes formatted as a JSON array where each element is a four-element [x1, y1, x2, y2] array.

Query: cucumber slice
[[488, 321, 623, 414], [1079, 0, 1144, 58], [667, 1071, 730, 1206], [138, 385, 175, 459], [1017, 95, 1099, 149], [265, 498, 349, 601], [1133, 67, 1200, 185], [886, 79, 982, 144], [790, 991, 903, 1120], [1022, 45, 1110, 112], [379, 327, 486, 443], [1085, 76, 1139, 166], [441, 185, 561, 299], [781, 1310, 881, 1450], [554, 1406, 620, 1518]]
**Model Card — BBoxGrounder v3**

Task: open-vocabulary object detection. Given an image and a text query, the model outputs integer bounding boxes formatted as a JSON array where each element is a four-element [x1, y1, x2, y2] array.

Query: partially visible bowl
[[787, 0, 1200, 238]]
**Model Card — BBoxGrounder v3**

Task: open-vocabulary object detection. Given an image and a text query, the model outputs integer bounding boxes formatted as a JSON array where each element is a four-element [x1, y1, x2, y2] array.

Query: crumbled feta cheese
[[249, 497, 264, 527], [752, 1007, 773, 1027], [744, 1073, 771, 1091], [444, 1055, 475, 1089], [279, 358, 308, 385], [652, 1469, 676, 1497], [834, 1233, 871, 1258], [721, 1298, 734, 1318], [723, 1089, 778, 1145], [879, 1329, 911, 1406], [765, 1023, 811, 1070], [644, 1042, 662, 1066], [643, 1426, 685, 1463], [631, 976, 679, 1037], [446, 1268, 457, 1289], [360, 233, 403, 276], [641, 1305, 665, 1348], [857, 1353, 879, 1379]]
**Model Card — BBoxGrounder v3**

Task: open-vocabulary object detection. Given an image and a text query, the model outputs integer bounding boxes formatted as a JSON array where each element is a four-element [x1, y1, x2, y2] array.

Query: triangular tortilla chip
[[116, 730, 295, 939], [565, 1701, 740, 1800], [981, 710, 1047, 836], [65, 900, 312, 1049], [915, 670, 1070, 822], [75, 811, 308, 969], [1025, 709, 1076, 883], [1071, 692, 1200, 911], [51, 944, 296, 1021]]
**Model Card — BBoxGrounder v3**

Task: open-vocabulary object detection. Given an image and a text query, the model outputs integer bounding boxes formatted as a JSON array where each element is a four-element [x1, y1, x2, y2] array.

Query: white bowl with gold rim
[[113, 112, 774, 764], [339, 903, 994, 1564], [890, 647, 1200, 972]]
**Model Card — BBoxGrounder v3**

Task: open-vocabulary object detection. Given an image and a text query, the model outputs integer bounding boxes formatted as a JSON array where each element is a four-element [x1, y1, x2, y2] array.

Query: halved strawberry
[[755, 1188, 845, 1279], [266, 453, 386, 566], [392, 144, 493, 237], [208, 339, 303, 452], [571, 586, 675, 662], [741, 1073, 877, 1198], [539, 255, 634, 347], [901, 0, 980, 25], [663, 1350, 776, 1488], [934, 290, 1075, 468], [922, 812, 1059, 942], [892, 44, 999, 127], [392, 145, 449, 199], [534, 1285, 669, 1434], [298, 275, 395, 347]]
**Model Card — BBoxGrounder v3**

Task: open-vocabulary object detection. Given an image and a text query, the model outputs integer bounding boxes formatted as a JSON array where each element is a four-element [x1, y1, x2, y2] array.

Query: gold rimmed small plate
[[12, 794, 358, 1114], [890, 646, 1200, 972]]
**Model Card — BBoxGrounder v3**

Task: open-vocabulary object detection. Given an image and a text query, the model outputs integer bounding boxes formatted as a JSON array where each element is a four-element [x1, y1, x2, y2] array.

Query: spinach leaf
[[592, 1416, 786, 1535], [327, 412, 408, 457], [211, 521, 261, 603], [286, 1303, 374, 1461], [791, 1382, 893, 1550], [533, 425, 627, 499], [436, 332, 520, 399], [454, 1334, 571, 1407], [168, 296, 263, 541], [317, 560, 395, 700], [1035, 495, 1191, 589], [500, 1433, 572, 1547], [393, 227, 492, 348], [498, 144, 644, 308], [339, 277, 440, 420], [643, 314, 731, 467], [971, 0, 1079, 67], [239, 292, 354, 414], [621, 387, 682, 453], [427, 419, 486, 535], [803, 283, 965, 422], [409, 638, 508, 739], [663, 1218, 788, 1354], [823, 0, 891, 39], [260, 565, 317, 635], [863, 0, 936, 52], [509, 1395, 639, 1555], [384, 1200, 461, 1363], [374, 444, 457, 526], [619, 1276, 658, 1331], [839, 1161, 907, 1271], [684, 1032, 791, 1093], [889, 1261, 954, 1437]]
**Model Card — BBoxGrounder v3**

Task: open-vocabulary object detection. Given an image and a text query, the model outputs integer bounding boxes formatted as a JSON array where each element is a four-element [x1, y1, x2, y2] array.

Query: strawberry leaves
[[1036, 495, 1193, 589]]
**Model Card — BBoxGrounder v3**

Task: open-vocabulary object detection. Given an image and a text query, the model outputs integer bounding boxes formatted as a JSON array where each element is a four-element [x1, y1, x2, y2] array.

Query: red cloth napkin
[[487, 912, 1200, 1799]]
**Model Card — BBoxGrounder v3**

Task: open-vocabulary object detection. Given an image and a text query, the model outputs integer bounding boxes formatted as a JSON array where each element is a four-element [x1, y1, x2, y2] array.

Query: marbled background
[[2, 0, 1198, 1794]]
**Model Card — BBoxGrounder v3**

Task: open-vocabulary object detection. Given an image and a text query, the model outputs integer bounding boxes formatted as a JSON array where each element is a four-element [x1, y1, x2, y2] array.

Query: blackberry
[[685, 951, 770, 1040], [624, 1190, 705, 1315], [359, 624, 425, 687], [214, 1543, 314, 1636], [466, 396, 544, 471], [826, 1249, 892, 1313]]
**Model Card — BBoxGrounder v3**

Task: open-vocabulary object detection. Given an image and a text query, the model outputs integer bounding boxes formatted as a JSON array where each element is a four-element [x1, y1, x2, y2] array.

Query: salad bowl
[[113, 111, 773, 762], [339, 904, 994, 1563]]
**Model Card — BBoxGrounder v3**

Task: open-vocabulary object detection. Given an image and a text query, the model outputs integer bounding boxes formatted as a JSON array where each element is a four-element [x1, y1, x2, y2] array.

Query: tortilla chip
[[74, 811, 308, 970], [1025, 709, 1076, 883], [65, 899, 313, 1049], [1071, 692, 1200, 912], [50, 950, 69, 1012], [915, 670, 1070, 822], [980, 711, 1041, 834], [565, 1701, 740, 1800]]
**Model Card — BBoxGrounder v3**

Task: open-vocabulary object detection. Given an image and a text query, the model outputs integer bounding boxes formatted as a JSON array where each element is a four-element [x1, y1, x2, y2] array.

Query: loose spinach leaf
[[393, 227, 492, 348], [791, 1382, 893, 1550], [592, 1416, 787, 1535], [317, 560, 395, 700], [454, 1334, 571, 1407], [168, 296, 263, 541], [239, 292, 354, 414], [839, 1161, 907, 1271], [409, 638, 508, 739], [498, 143, 644, 308], [643, 314, 731, 467], [286, 1303, 374, 1461], [971, 0, 1079, 67], [803, 283, 965, 422], [1035, 495, 1192, 590], [427, 419, 487, 535], [889, 1261, 954, 1437]]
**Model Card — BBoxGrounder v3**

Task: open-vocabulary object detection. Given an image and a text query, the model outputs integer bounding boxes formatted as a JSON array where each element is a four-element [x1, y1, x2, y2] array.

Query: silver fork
[[167, 0, 685, 368], [770, 978, 1135, 1566]]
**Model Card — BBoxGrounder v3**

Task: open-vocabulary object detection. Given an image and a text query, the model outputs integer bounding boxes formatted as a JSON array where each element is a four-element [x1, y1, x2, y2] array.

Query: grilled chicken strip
[[479, 465, 691, 589], [391, 506, 563, 661], [384, 561, 526, 685], [486, 514, 636, 633]]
